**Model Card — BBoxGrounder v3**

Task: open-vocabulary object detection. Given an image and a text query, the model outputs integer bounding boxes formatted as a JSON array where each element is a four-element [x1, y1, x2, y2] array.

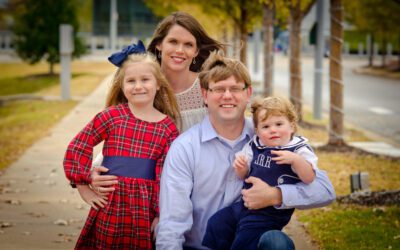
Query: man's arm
[[242, 169, 335, 210], [156, 139, 194, 250]]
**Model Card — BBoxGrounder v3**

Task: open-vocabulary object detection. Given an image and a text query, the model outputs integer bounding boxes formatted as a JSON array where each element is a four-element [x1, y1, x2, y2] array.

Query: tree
[[13, 0, 85, 75], [284, 0, 316, 122], [192, 0, 262, 65], [262, 0, 275, 97], [344, 0, 400, 67], [328, 0, 345, 146]]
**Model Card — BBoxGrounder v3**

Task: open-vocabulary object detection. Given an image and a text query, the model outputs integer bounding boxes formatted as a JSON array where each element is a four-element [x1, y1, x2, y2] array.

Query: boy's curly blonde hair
[[251, 96, 298, 134]]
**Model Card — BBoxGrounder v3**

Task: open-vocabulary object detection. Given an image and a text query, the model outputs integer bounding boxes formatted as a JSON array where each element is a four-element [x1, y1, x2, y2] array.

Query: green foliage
[[344, 0, 400, 44], [12, 0, 86, 72], [143, 0, 180, 17], [298, 204, 400, 249]]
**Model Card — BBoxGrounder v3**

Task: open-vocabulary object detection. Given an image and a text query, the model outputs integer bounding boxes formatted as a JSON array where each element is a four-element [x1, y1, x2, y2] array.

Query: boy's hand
[[271, 150, 298, 165], [233, 155, 249, 180]]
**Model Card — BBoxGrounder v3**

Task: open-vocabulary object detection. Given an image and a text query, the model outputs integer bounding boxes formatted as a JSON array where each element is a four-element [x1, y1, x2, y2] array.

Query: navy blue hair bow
[[108, 40, 146, 67]]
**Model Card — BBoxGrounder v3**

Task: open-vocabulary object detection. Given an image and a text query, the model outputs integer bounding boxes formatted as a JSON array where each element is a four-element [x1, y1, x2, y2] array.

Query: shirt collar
[[253, 135, 308, 149], [200, 115, 254, 143]]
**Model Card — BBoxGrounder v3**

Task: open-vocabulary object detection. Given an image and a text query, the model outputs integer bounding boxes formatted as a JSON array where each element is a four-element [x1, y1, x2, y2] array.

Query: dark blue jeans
[[258, 230, 295, 250], [202, 202, 295, 250]]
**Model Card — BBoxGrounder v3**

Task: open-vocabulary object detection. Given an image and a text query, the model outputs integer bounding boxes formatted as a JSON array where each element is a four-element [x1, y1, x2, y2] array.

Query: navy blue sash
[[102, 156, 156, 180]]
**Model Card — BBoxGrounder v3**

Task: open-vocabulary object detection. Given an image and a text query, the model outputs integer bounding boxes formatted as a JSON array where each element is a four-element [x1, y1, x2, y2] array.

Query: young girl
[[63, 41, 180, 249], [203, 96, 318, 250]]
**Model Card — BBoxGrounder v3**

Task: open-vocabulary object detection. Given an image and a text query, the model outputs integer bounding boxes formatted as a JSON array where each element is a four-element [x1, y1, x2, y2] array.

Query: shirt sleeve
[[295, 144, 318, 171], [63, 110, 110, 187], [156, 137, 194, 250], [276, 169, 336, 209]]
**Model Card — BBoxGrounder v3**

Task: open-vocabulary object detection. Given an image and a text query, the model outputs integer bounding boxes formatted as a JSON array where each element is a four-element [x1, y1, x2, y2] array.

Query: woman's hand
[[151, 217, 159, 241], [90, 166, 118, 195], [76, 184, 108, 210]]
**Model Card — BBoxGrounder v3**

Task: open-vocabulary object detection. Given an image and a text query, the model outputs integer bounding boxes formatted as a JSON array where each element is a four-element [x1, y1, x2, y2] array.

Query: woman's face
[[156, 24, 199, 73]]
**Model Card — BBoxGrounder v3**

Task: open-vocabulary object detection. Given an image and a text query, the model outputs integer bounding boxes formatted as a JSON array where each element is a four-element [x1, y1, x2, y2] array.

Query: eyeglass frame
[[207, 85, 248, 95]]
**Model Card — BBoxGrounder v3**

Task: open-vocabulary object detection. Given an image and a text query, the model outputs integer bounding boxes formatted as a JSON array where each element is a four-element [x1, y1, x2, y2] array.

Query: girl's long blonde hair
[[106, 53, 181, 127]]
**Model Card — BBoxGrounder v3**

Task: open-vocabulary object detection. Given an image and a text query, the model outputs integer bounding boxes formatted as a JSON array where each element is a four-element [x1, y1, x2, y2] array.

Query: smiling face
[[122, 62, 159, 109], [256, 110, 295, 147], [202, 75, 252, 126], [156, 24, 199, 73]]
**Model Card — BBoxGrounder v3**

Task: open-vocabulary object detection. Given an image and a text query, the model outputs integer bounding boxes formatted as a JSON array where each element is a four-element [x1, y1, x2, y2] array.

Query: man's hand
[[90, 166, 118, 195], [241, 176, 282, 210]]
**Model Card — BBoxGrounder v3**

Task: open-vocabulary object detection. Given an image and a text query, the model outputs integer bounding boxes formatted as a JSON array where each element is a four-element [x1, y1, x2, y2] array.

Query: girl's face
[[156, 24, 199, 73], [256, 111, 295, 147], [122, 62, 159, 109]]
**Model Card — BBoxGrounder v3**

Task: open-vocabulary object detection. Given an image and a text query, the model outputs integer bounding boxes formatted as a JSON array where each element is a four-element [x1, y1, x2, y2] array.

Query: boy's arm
[[271, 150, 315, 184], [233, 142, 253, 179], [233, 155, 249, 180]]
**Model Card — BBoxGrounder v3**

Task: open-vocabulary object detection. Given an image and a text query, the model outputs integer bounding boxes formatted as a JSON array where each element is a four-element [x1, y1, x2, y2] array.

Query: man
[[156, 52, 335, 250]]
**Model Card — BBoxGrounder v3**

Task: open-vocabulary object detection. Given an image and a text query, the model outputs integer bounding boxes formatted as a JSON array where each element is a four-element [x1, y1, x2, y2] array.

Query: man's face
[[202, 75, 252, 126]]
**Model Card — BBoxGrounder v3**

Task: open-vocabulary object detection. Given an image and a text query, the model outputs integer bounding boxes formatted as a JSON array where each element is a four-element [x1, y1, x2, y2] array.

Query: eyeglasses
[[207, 86, 248, 95]]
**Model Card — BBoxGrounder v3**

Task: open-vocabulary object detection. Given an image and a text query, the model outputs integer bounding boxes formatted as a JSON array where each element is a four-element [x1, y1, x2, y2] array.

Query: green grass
[[298, 204, 400, 250], [0, 100, 77, 169], [295, 133, 400, 249], [0, 75, 59, 95]]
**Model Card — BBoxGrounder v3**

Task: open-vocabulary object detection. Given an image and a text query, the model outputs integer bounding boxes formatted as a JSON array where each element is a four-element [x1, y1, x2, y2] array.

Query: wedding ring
[[97, 187, 101, 192]]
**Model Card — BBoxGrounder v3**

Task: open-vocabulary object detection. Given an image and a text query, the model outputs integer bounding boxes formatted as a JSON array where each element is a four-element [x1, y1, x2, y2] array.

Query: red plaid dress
[[63, 103, 179, 249]]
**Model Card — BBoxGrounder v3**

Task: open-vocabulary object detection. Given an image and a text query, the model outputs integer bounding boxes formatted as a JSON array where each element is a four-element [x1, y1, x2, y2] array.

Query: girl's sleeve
[[63, 110, 111, 187], [152, 123, 179, 216]]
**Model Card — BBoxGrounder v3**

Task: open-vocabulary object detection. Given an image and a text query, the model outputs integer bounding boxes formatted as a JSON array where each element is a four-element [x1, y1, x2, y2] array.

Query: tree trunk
[[289, 11, 303, 122], [50, 62, 54, 75], [239, 7, 248, 66], [233, 27, 240, 59], [263, 2, 274, 97], [221, 25, 228, 55], [328, 0, 345, 146], [381, 37, 387, 67], [368, 34, 374, 67]]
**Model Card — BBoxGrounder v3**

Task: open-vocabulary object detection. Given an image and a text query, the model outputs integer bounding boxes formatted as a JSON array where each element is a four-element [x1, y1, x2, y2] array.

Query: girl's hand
[[233, 155, 248, 180], [271, 150, 298, 165], [151, 217, 159, 241], [90, 166, 118, 195]]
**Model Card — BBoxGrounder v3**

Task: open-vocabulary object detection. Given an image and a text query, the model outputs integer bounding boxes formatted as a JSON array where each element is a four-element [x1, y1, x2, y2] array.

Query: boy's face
[[256, 110, 294, 147], [202, 75, 252, 126]]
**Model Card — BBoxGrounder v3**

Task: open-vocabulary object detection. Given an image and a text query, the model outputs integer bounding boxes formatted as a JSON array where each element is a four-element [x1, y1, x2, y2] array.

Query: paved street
[[249, 52, 400, 146]]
